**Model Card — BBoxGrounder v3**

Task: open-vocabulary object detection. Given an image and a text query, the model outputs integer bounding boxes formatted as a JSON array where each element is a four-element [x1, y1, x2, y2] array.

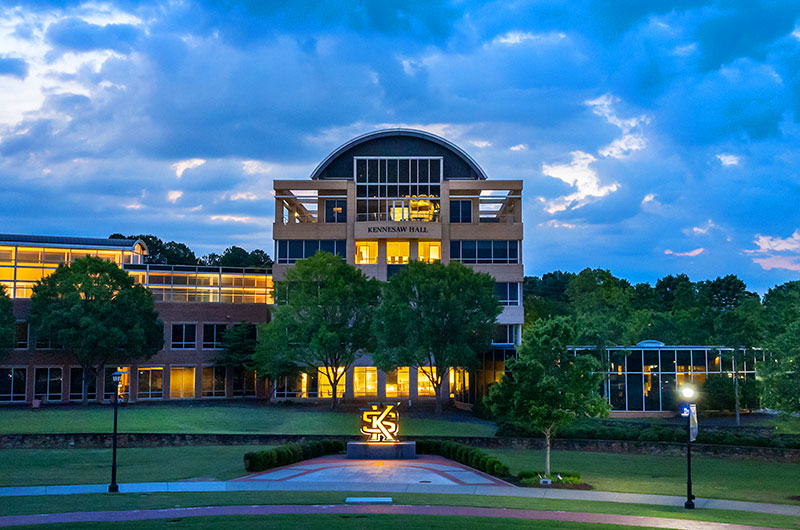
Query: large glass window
[[15, 322, 28, 349], [232, 367, 257, 397], [69, 367, 97, 401], [449, 200, 472, 223], [34, 368, 62, 401], [171, 324, 197, 349], [386, 241, 410, 265], [202, 366, 226, 397], [418, 241, 441, 263], [318, 367, 345, 398], [353, 367, 378, 397], [203, 324, 227, 349], [325, 199, 347, 223], [0, 368, 27, 402], [137, 367, 164, 399], [355, 241, 378, 265], [495, 282, 520, 306], [417, 367, 437, 397], [276, 240, 346, 264], [385, 367, 410, 397], [450, 241, 519, 264], [170, 366, 195, 398], [355, 157, 441, 222], [493, 324, 518, 345]]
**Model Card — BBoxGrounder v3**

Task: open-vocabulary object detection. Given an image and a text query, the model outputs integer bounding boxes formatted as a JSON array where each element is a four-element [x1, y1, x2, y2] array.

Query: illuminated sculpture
[[360, 402, 399, 442]]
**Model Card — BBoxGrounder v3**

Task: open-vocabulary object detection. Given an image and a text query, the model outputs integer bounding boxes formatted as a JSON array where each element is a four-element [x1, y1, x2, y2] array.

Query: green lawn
[[0, 402, 496, 436], [12, 515, 654, 530], [1, 491, 797, 528], [486, 447, 800, 506], [0, 446, 274, 486]]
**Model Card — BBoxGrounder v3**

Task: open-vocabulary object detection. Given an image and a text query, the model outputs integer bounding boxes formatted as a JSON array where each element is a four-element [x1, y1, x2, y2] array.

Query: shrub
[[244, 439, 346, 473], [416, 440, 512, 478]]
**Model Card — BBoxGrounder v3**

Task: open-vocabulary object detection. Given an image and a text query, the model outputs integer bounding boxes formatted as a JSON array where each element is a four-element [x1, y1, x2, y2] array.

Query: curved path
[[0, 504, 787, 529]]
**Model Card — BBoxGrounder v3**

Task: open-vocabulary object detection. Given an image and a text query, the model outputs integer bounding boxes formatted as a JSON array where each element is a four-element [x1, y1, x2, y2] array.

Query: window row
[[355, 158, 442, 185], [171, 323, 256, 350], [276, 240, 347, 264], [354, 240, 441, 265], [450, 240, 519, 264], [273, 366, 441, 398], [603, 349, 764, 375], [495, 282, 520, 306]]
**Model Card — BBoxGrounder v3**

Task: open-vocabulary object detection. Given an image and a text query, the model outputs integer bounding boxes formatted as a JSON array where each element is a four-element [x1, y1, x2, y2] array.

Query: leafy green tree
[[655, 274, 697, 312], [523, 271, 574, 326], [761, 282, 800, 415], [254, 252, 380, 408], [201, 247, 273, 268], [248, 249, 273, 269], [566, 268, 633, 319], [0, 285, 14, 361], [28, 257, 164, 404], [373, 260, 501, 415], [109, 233, 199, 265], [486, 316, 609, 476], [217, 322, 257, 370], [161, 241, 199, 265]]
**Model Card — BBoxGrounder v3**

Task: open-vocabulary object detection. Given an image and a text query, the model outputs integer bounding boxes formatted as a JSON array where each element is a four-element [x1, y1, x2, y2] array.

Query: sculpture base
[[346, 441, 416, 460]]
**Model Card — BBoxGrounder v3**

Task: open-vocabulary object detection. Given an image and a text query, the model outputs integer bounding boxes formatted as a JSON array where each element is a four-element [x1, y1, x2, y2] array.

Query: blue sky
[[1, 1, 799, 293]]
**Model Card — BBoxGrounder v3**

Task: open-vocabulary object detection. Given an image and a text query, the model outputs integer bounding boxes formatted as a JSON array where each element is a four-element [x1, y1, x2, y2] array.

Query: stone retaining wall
[[2, 433, 799, 463]]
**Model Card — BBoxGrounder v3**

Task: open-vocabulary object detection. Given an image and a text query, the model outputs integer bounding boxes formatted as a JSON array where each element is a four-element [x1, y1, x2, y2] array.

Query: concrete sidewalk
[[1, 481, 799, 517]]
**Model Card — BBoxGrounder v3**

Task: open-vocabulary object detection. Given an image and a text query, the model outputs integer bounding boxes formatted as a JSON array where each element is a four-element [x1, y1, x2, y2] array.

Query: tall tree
[[254, 252, 380, 408], [760, 281, 800, 415], [109, 233, 199, 265], [485, 316, 609, 476], [0, 285, 14, 361], [28, 257, 164, 404], [373, 260, 501, 415]]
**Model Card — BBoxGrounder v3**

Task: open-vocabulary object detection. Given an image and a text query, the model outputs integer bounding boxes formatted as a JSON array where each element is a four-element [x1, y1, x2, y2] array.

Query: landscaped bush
[[244, 439, 346, 472], [417, 440, 511, 478]]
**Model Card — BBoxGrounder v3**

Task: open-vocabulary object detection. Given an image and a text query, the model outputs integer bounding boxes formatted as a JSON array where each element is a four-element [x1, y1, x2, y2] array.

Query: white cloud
[[752, 230, 800, 253], [671, 43, 697, 56], [167, 190, 183, 203], [716, 153, 740, 166], [469, 140, 492, 148], [509, 144, 528, 151], [227, 192, 259, 201], [210, 215, 252, 223], [642, 193, 656, 203], [123, 202, 143, 210], [686, 219, 718, 235], [491, 31, 566, 46], [540, 219, 576, 229], [664, 248, 705, 257], [752, 255, 800, 272], [746, 230, 800, 272], [242, 160, 272, 175], [541, 151, 619, 214], [598, 133, 646, 159], [793, 27, 800, 41], [171, 158, 206, 178], [585, 94, 649, 133]]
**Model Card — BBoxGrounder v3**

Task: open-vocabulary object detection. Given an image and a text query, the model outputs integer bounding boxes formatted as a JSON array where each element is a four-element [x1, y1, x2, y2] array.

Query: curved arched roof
[[309, 128, 488, 181]]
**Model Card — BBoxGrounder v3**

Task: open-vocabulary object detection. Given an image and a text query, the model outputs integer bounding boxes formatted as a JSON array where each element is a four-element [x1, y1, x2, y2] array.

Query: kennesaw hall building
[[1, 129, 523, 406]]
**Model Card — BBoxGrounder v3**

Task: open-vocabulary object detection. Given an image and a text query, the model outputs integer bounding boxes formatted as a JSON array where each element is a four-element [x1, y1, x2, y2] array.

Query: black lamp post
[[679, 384, 696, 509], [108, 371, 122, 493]]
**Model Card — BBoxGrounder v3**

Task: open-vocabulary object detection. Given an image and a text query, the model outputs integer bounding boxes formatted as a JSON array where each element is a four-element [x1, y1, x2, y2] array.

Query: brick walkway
[[0, 504, 788, 529]]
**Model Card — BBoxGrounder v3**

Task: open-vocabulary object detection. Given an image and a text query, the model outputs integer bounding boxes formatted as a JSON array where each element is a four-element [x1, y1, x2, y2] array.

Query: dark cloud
[[0, 56, 29, 78]]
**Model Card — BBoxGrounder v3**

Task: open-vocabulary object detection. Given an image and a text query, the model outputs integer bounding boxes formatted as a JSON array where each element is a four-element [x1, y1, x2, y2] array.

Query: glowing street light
[[679, 384, 698, 509]]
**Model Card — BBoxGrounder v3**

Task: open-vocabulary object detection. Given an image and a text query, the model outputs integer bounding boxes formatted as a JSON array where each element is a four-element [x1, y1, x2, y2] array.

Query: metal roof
[[0, 234, 144, 250]]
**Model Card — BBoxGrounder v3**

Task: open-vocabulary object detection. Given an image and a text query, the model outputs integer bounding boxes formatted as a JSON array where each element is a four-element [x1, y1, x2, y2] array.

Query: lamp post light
[[108, 371, 122, 493], [679, 384, 696, 509]]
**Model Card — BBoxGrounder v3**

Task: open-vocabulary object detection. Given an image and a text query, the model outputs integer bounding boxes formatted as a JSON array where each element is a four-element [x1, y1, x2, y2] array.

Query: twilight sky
[[1, 1, 800, 293]]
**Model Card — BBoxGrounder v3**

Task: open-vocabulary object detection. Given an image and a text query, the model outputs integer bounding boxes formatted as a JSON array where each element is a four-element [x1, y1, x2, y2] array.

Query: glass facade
[[450, 240, 520, 264], [355, 157, 442, 222], [276, 240, 346, 264], [127, 264, 273, 304], [170, 366, 196, 398]]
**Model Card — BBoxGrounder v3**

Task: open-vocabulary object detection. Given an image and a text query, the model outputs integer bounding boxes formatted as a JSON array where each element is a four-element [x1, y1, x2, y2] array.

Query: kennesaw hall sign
[[354, 222, 442, 239]]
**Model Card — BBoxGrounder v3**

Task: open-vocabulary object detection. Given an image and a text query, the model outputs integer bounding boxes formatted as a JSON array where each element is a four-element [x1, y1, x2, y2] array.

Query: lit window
[[138, 367, 164, 399], [385, 367, 409, 397], [354, 367, 378, 397], [386, 241, 410, 265], [170, 366, 196, 398], [104, 367, 130, 401], [417, 367, 437, 397], [355, 241, 378, 265], [318, 367, 345, 398], [418, 241, 441, 263]]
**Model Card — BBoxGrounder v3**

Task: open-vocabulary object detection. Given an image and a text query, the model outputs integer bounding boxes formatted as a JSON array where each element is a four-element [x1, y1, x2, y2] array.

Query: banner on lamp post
[[689, 403, 698, 442]]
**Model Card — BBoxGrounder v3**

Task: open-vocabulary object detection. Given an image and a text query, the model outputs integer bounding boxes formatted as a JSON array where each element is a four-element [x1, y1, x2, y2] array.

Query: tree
[[485, 316, 609, 476], [0, 285, 14, 361], [201, 247, 273, 268], [254, 252, 380, 408], [109, 233, 199, 265], [761, 281, 800, 415], [373, 260, 501, 415], [28, 256, 164, 404]]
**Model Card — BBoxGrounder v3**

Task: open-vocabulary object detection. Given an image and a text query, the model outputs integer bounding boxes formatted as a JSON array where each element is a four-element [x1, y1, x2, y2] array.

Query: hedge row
[[497, 421, 800, 449], [244, 440, 346, 472], [416, 439, 510, 477]]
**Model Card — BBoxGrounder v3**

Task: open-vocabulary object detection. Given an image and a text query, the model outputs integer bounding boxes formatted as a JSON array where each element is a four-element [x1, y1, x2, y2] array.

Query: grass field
[[10, 515, 657, 530], [486, 447, 800, 506], [1, 492, 797, 529], [0, 402, 496, 436]]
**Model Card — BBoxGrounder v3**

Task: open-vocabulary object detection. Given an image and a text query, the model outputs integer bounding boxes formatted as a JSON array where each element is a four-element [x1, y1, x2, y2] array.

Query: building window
[[353, 367, 378, 397], [418, 241, 441, 263], [325, 199, 347, 223], [318, 367, 345, 398], [450, 240, 519, 264], [170, 366, 196, 398], [355, 241, 378, 265], [104, 367, 130, 401], [417, 367, 437, 397], [385, 367, 410, 397], [34, 367, 62, 402], [69, 367, 97, 401], [15, 322, 28, 349], [202, 366, 226, 397], [232, 367, 257, 397], [450, 200, 472, 223], [276, 240, 346, 264], [495, 282, 520, 306], [137, 367, 164, 399], [355, 157, 441, 222], [203, 324, 227, 349], [386, 241, 410, 265], [171, 324, 197, 349], [493, 324, 519, 345], [0, 367, 27, 402]]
